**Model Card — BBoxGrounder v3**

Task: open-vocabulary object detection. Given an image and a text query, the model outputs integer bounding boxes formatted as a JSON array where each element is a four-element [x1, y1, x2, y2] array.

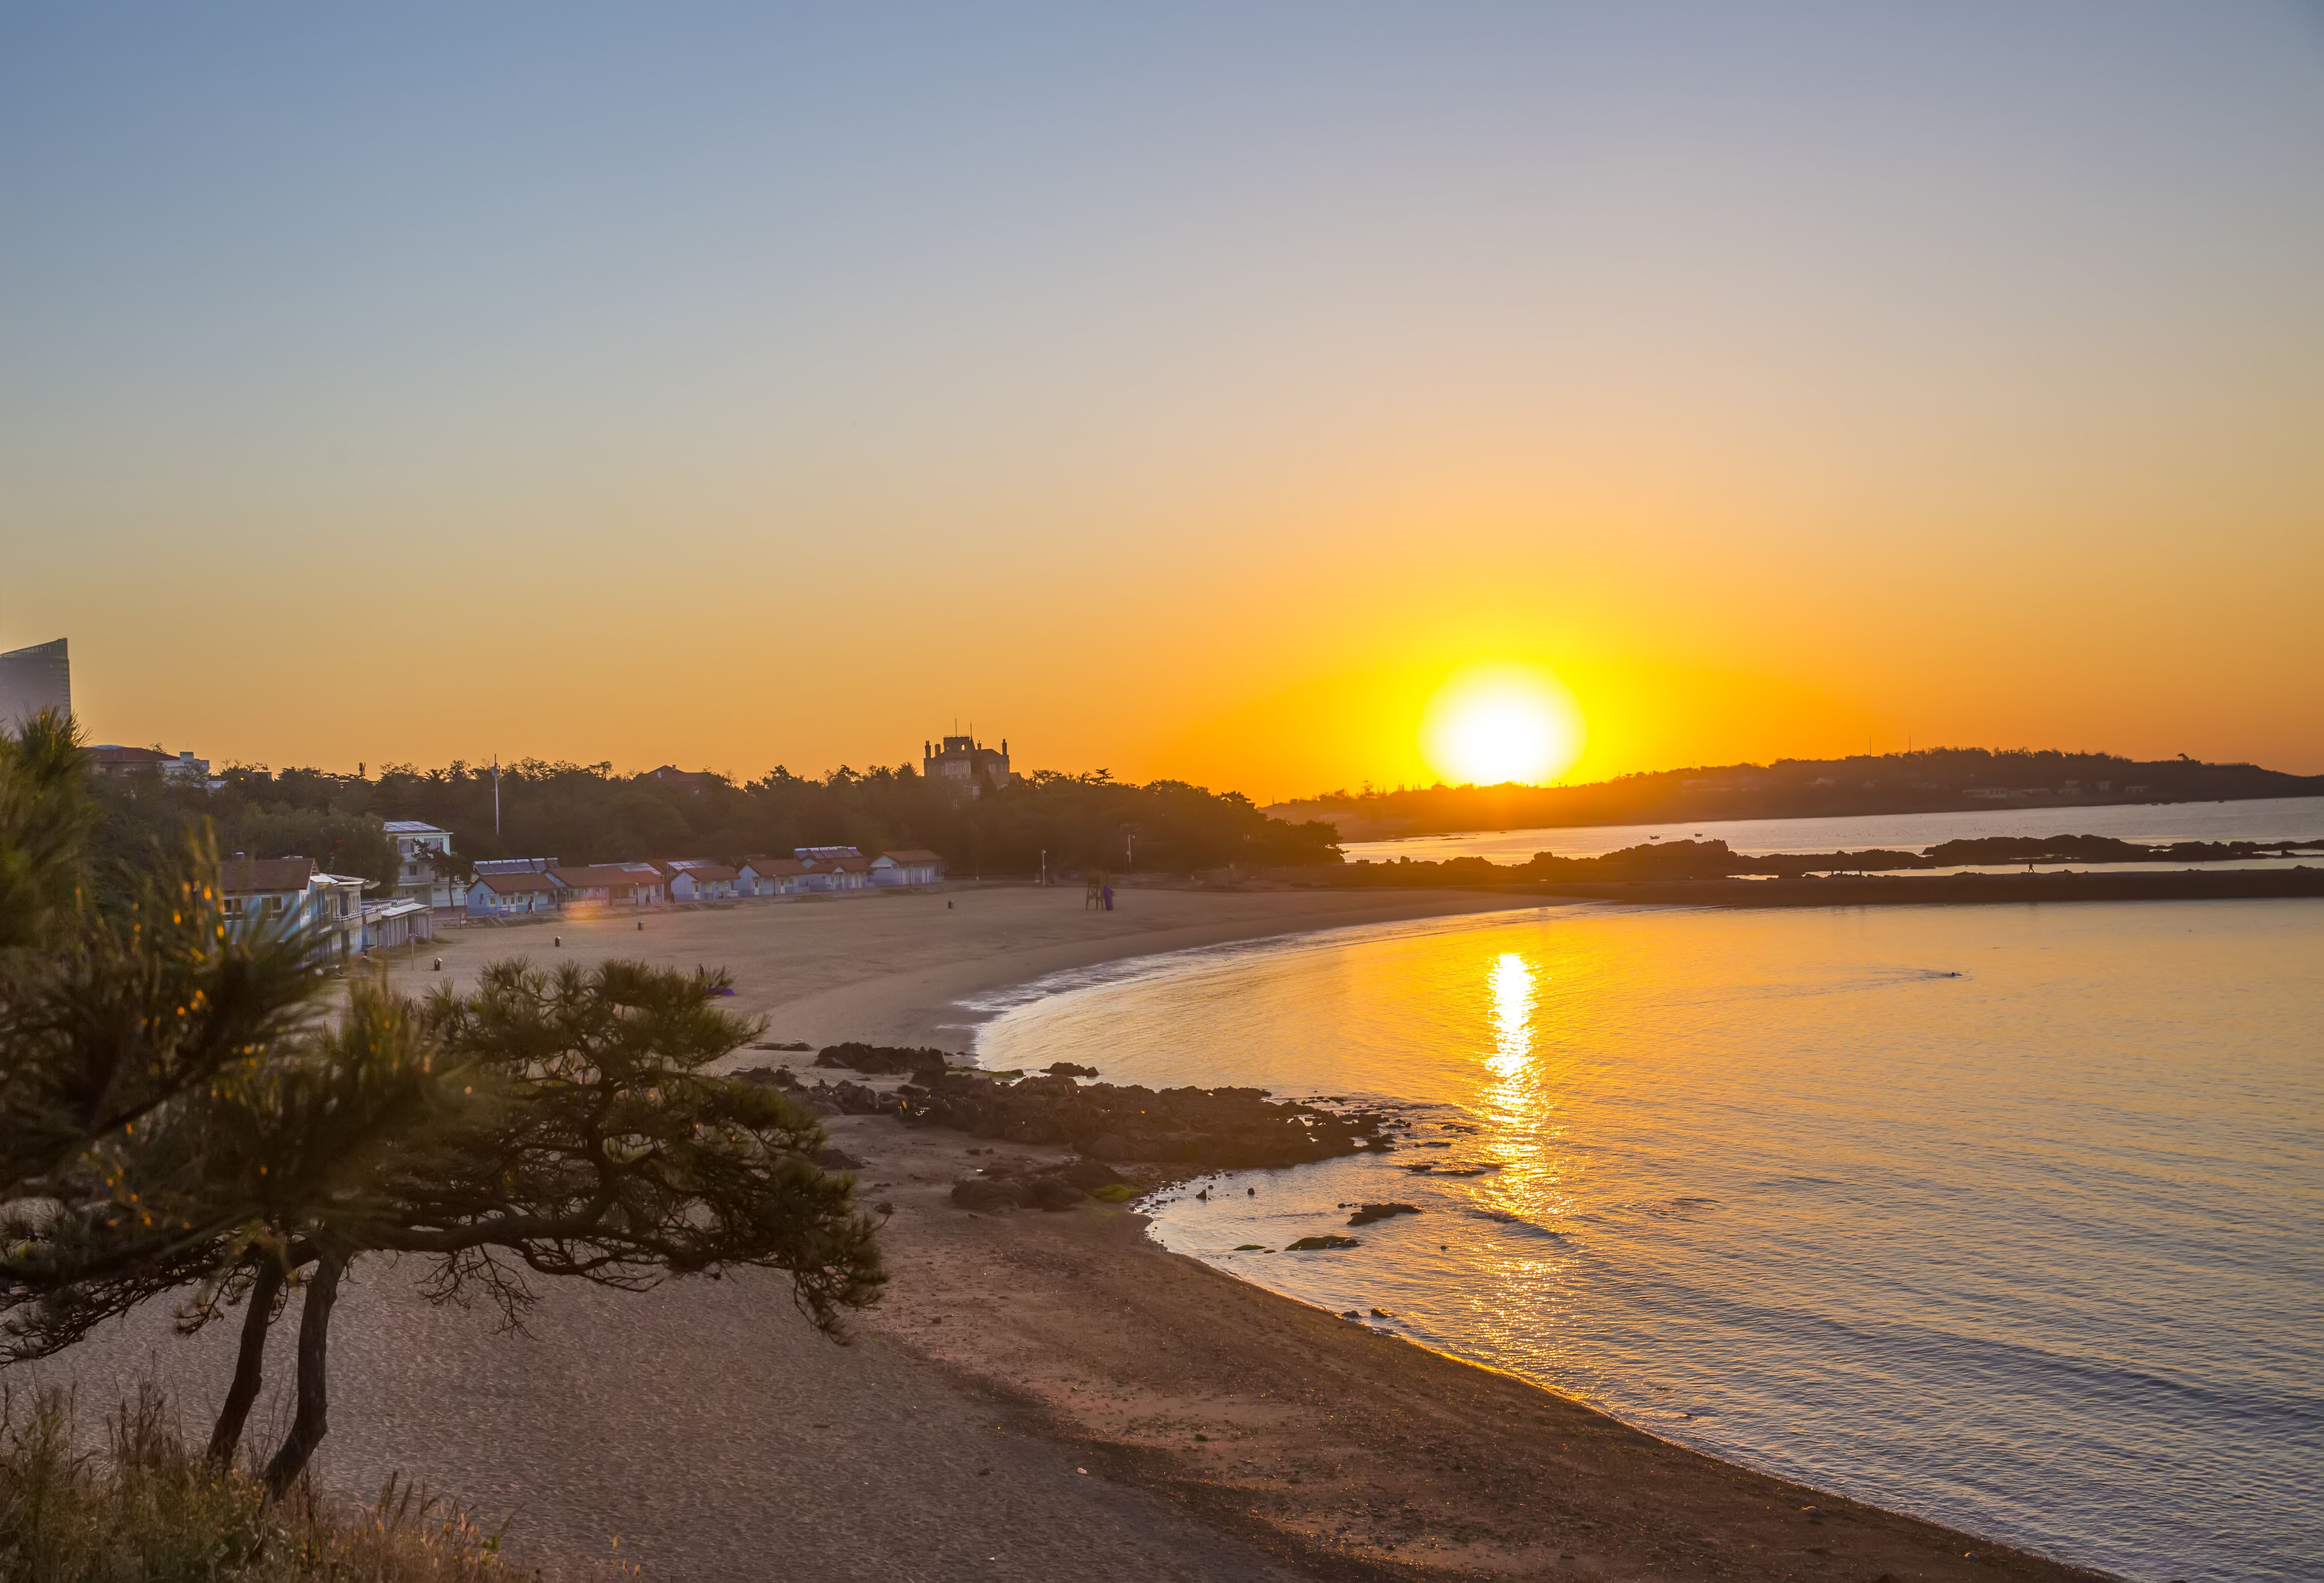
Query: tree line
[[90, 757, 1344, 886], [0, 713, 884, 1497]]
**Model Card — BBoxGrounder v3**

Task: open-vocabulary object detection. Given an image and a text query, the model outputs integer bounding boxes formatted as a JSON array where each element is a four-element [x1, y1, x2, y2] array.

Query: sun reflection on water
[[1487, 952, 1536, 1075]]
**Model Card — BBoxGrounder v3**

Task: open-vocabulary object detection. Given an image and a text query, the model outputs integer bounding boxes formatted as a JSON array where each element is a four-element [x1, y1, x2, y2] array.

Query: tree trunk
[[206, 1259, 284, 1467], [262, 1250, 342, 1499]]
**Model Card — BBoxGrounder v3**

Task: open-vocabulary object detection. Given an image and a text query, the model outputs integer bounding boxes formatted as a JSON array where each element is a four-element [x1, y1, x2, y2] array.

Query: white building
[[737, 857, 810, 896], [800, 852, 874, 892], [547, 863, 667, 909], [384, 820, 465, 908], [218, 855, 368, 963], [362, 897, 434, 952], [465, 870, 561, 918], [870, 849, 945, 887], [659, 860, 738, 901]]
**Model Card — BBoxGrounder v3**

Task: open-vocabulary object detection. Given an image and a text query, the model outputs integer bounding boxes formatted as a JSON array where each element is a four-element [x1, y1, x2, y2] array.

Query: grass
[[0, 1388, 568, 1583]]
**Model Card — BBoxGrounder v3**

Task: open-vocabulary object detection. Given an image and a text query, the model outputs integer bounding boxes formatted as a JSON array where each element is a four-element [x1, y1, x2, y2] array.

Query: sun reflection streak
[[1488, 952, 1536, 1077], [1476, 949, 1570, 1231]]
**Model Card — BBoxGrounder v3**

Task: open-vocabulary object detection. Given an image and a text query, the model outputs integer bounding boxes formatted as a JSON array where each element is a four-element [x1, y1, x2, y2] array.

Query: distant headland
[[1267, 749, 2324, 841]]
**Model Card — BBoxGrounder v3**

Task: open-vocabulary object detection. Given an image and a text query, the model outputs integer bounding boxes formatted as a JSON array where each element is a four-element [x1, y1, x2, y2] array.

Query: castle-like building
[[922, 733, 1013, 797]]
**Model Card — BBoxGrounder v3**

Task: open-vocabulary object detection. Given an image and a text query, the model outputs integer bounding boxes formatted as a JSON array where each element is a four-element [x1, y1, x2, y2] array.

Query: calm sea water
[[1342, 793, 2324, 864], [972, 898, 2324, 1583]]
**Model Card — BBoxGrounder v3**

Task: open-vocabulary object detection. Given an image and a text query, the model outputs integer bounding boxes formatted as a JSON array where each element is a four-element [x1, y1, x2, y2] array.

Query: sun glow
[[1420, 667, 1586, 786]]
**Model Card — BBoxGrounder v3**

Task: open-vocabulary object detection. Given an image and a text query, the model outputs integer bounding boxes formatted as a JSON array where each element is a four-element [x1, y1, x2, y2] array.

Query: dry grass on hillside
[[0, 1389, 589, 1583]]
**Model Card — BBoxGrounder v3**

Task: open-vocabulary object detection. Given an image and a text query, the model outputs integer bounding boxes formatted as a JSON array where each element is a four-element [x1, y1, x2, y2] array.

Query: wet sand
[[38, 887, 2111, 1580]]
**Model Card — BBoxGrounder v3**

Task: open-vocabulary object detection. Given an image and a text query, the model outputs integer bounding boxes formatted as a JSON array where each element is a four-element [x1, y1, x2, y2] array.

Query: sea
[[968, 801, 2324, 1583]]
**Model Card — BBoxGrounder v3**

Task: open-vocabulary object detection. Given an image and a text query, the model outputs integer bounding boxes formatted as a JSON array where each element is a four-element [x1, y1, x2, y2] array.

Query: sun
[[1420, 667, 1586, 786]]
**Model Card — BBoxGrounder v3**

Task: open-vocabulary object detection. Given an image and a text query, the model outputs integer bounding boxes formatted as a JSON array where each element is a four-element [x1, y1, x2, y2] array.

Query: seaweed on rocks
[[898, 1067, 1387, 1168]]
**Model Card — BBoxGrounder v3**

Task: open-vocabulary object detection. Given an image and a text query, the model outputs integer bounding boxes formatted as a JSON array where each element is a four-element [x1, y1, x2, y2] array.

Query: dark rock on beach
[[1346, 1202, 1420, 1227], [816, 1042, 958, 1077], [947, 1156, 1121, 1213], [1044, 1061, 1100, 1078], [896, 1066, 1387, 1168], [1286, 1234, 1360, 1251]]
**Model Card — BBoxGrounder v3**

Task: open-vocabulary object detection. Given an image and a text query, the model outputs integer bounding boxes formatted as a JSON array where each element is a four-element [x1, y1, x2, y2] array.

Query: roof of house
[[819, 855, 873, 873], [90, 745, 174, 768], [876, 849, 945, 865], [739, 857, 810, 877], [673, 863, 738, 882], [549, 864, 666, 890], [219, 856, 316, 894], [382, 820, 450, 834], [472, 870, 558, 895]]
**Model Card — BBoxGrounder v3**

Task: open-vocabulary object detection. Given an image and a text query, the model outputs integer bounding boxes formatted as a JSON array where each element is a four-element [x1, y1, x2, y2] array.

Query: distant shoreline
[[1485, 868, 2324, 907], [1270, 759, 2324, 843]]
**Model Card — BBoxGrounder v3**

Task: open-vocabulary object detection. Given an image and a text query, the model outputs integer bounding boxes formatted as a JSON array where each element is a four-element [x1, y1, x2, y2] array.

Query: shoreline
[[342, 891, 2115, 1576], [691, 890, 2117, 1580]]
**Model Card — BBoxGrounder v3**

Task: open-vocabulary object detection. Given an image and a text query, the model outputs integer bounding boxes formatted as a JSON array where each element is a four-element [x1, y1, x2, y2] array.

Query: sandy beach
[[38, 886, 2111, 1581]]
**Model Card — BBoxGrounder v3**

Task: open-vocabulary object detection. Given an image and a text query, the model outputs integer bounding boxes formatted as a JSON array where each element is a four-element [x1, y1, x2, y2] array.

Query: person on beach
[[1102, 882, 1114, 911]]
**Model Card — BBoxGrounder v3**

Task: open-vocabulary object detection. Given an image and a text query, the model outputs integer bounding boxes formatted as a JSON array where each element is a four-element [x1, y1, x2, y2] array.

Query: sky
[[3, 3, 2320, 800]]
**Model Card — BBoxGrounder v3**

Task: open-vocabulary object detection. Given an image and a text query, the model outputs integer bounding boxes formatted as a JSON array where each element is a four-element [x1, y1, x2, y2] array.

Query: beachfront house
[[547, 863, 667, 909], [466, 870, 561, 918], [218, 855, 369, 963], [870, 849, 945, 887], [362, 897, 434, 951], [660, 860, 738, 901], [384, 820, 465, 908], [737, 856, 810, 896], [90, 745, 214, 784], [799, 852, 874, 892]]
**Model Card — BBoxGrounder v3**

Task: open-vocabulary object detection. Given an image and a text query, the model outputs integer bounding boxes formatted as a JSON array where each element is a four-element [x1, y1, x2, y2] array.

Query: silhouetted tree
[[0, 716, 884, 1498]]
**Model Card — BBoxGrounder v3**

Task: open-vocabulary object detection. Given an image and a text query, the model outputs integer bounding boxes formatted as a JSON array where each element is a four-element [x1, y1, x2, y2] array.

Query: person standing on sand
[[1102, 882, 1114, 911]]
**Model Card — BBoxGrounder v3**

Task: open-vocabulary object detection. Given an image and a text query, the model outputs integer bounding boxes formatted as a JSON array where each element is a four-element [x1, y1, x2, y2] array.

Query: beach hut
[[870, 849, 945, 887], [737, 856, 811, 897], [466, 870, 561, 919]]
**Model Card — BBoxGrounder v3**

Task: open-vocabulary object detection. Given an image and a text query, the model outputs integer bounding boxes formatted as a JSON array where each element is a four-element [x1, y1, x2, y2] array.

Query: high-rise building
[[0, 639, 70, 727]]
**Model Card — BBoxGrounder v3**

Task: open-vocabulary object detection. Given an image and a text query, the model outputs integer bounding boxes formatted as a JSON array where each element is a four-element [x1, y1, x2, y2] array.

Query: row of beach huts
[[459, 846, 945, 918], [212, 834, 946, 965]]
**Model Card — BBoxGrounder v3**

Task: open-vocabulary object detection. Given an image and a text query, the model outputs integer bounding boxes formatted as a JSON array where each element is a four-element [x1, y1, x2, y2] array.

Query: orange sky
[[5, 8, 2320, 800]]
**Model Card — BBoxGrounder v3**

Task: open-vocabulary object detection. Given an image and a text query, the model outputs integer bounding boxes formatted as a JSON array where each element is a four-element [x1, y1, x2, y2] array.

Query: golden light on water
[[1420, 666, 1586, 786], [1488, 951, 1537, 1080]]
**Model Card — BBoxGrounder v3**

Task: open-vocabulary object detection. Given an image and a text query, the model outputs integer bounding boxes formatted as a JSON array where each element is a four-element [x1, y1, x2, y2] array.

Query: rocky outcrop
[[897, 1068, 1388, 1168], [949, 1156, 1128, 1213], [1345, 1202, 1420, 1226], [815, 1043, 957, 1077]]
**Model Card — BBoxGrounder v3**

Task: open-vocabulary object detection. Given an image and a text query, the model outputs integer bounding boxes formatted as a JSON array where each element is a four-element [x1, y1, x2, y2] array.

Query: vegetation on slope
[[0, 712, 883, 1531], [0, 1391, 517, 1583]]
